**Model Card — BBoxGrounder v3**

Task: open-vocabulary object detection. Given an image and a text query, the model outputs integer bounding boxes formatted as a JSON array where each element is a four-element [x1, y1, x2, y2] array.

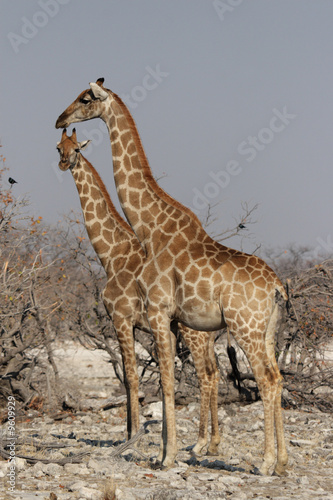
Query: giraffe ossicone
[[56, 79, 288, 475]]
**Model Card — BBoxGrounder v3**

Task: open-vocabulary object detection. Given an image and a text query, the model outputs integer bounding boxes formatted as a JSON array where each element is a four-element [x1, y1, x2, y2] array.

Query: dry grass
[[101, 478, 117, 500]]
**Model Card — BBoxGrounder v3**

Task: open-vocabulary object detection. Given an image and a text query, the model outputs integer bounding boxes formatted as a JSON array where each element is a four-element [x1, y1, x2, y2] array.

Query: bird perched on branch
[[8, 177, 17, 186]]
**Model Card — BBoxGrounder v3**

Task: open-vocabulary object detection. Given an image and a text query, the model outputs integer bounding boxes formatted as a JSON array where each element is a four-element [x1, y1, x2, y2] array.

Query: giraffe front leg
[[157, 330, 176, 463], [149, 313, 177, 468], [123, 358, 140, 439], [113, 319, 140, 439]]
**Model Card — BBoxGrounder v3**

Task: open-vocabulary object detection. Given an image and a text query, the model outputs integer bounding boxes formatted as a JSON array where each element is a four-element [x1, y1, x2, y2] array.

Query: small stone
[[67, 479, 88, 491], [41, 462, 63, 477], [230, 493, 248, 500], [248, 421, 263, 431], [15, 457, 27, 471], [297, 476, 309, 485], [142, 401, 163, 419], [219, 475, 244, 485], [79, 486, 101, 499], [115, 487, 136, 500], [64, 463, 88, 474], [80, 415, 93, 425], [290, 439, 314, 447], [229, 457, 240, 466], [196, 472, 217, 481]]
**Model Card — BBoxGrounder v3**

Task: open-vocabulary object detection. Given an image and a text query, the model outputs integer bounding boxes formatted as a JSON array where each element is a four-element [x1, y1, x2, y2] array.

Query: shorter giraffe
[[56, 128, 220, 456]]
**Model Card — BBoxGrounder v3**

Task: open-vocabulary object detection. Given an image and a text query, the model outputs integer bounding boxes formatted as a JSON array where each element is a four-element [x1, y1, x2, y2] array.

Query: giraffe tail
[[226, 328, 242, 393], [265, 295, 284, 383]]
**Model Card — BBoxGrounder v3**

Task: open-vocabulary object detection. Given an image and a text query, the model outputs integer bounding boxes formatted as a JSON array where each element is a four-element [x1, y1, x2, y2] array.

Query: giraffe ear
[[89, 82, 108, 101], [78, 140, 91, 151]]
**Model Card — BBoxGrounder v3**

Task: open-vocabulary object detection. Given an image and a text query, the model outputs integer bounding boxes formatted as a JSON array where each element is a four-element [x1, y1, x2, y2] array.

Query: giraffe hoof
[[207, 446, 219, 456], [273, 468, 288, 477], [250, 466, 262, 476], [206, 451, 218, 457], [190, 449, 200, 458], [150, 460, 163, 470]]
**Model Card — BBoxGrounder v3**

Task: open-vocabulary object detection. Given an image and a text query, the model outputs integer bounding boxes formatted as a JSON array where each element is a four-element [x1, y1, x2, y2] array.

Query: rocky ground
[[1, 342, 333, 500]]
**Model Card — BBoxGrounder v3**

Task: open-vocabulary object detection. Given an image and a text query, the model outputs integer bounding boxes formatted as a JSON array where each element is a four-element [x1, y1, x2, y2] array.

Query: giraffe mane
[[111, 91, 203, 228]]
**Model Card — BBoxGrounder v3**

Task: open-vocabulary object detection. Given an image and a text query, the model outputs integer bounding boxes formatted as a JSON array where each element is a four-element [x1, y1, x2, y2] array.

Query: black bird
[[238, 223, 246, 229], [8, 177, 18, 186]]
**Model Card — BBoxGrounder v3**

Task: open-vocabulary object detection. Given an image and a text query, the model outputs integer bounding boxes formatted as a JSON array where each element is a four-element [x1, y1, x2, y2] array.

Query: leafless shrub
[[2, 141, 331, 415], [0, 156, 64, 411]]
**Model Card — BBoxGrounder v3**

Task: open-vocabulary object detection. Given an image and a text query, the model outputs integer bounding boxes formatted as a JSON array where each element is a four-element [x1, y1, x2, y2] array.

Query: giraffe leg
[[157, 329, 177, 463], [273, 380, 288, 476], [264, 303, 288, 475], [190, 335, 211, 456], [113, 318, 140, 439], [207, 334, 220, 455], [180, 329, 220, 456], [235, 334, 278, 475], [191, 374, 211, 455], [149, 312, 177, 468], [258, 382, 276, 475]]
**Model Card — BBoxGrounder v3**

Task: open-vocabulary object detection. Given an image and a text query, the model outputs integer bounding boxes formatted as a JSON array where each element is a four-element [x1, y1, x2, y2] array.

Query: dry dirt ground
[[1, 342, 333, 500]]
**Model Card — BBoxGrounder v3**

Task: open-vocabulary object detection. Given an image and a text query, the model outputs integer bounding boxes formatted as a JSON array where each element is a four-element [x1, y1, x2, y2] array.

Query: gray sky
[[1, 0, 332, 257]]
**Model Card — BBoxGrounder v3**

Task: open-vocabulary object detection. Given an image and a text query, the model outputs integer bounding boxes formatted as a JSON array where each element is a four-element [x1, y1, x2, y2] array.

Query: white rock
[[79, 486, 102, 499], [142, 401, 163, 419], [115, 487, 137, 500], [68, 479, 88, 491], [41, 462, 63, 476], [229, 493, 247, 500], [219, 475, 244, 485], [14, 457, 27, 471], [290, 439, 315, 446], [64, 463, 87, 474], [196, 472, 217, 481]]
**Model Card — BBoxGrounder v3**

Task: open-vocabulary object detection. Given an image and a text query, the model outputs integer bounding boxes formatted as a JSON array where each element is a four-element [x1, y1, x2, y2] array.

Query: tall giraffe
[[56, 128, 220, 456], [56, 80, 288, 475]]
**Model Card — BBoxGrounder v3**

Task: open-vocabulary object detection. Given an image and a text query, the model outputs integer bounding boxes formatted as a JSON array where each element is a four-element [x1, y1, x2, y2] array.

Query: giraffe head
[[55, 78, 110, 129], [56, 128, 90, 171]]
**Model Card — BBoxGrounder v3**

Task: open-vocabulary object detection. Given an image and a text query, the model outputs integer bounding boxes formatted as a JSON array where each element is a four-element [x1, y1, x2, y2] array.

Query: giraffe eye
[[80, 97, 91, 105], [75, 148, 80, 153]]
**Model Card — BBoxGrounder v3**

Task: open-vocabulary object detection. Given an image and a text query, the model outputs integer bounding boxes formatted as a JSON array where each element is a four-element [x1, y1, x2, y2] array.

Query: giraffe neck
[[71, 155, 134, 271], [100, 92, 202, 253]]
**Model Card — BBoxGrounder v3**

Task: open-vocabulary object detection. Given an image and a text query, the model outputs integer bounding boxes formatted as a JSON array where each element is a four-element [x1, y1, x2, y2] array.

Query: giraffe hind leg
[[232, 334, 279, 475], [265, 301, 288, 475], [181, 329, 220, 456], [207, 333, 220, 455]]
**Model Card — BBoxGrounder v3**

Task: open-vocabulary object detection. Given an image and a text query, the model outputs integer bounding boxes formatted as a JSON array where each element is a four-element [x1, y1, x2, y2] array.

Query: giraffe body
[[56, 128, 220, 456], [56, 81, 288, 475]]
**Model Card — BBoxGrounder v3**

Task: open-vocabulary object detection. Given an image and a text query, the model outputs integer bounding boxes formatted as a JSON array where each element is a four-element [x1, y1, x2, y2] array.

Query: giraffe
[[55, 80, 288, 475], [56, 128, 220, 456]]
